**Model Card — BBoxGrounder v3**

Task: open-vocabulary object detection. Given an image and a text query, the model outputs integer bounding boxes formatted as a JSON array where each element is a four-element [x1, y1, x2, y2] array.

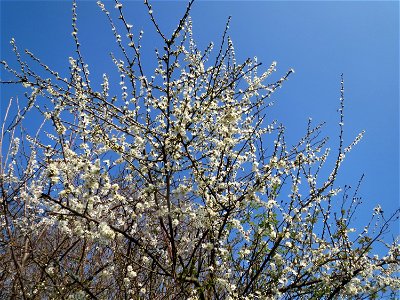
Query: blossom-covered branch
[[0, 1, 398, 299]]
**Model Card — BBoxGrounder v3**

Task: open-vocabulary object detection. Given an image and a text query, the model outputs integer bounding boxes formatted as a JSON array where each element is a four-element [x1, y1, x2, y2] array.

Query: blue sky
[[1, 1, 399, 237]]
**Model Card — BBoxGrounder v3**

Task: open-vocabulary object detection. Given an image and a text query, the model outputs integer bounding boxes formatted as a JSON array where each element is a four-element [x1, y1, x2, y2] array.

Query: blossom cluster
[[0, 1, 398, 299]]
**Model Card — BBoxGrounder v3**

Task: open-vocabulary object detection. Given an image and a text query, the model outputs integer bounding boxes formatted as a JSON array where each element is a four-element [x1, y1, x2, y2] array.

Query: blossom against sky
[[1, 0, 398, 235]]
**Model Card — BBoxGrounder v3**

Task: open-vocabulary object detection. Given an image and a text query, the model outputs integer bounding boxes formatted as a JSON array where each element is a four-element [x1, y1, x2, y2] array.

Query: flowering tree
[[1, 1, 399, 299]]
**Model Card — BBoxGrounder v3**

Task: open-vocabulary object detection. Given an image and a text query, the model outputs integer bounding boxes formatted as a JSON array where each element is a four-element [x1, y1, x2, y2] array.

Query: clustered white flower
[[0, 1, 398, 299]]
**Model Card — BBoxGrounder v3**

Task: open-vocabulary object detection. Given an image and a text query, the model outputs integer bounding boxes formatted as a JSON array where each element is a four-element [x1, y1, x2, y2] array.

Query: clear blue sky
[[1, 1, 399, 236]]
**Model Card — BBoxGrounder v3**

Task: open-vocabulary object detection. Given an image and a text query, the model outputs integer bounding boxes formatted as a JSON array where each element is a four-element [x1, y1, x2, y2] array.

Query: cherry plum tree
[[1, 1, 398, 299]]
